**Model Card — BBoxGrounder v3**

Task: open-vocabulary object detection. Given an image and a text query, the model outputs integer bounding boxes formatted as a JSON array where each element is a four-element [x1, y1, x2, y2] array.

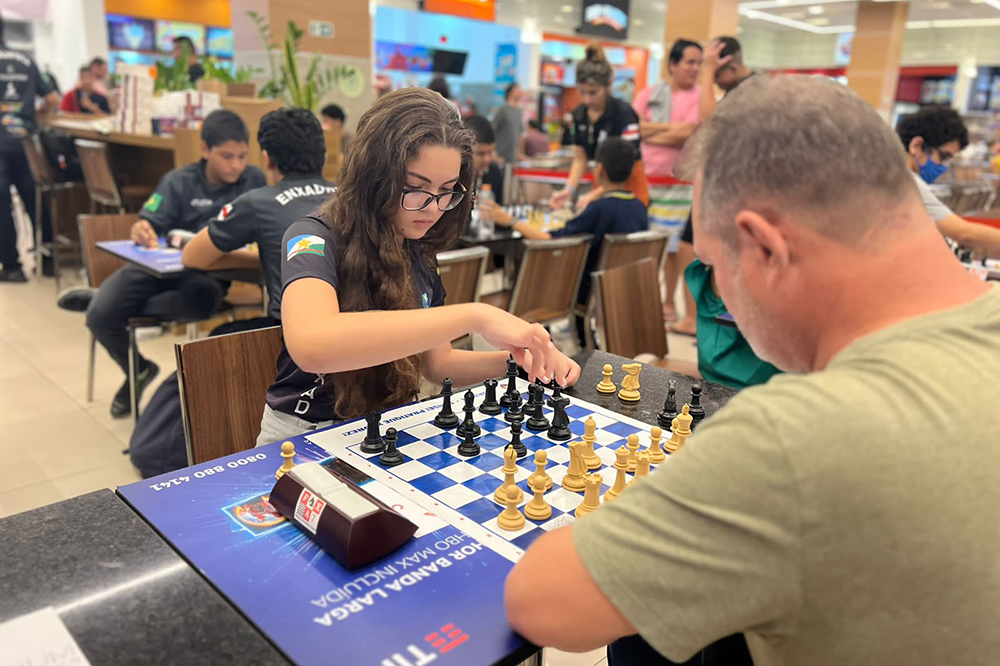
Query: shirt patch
[[621, 123, 640, 141], [217, 203, 233, 220], [142, 192, 162, 212], [287, 234, 326, 260], [191, 198, 214, 207]]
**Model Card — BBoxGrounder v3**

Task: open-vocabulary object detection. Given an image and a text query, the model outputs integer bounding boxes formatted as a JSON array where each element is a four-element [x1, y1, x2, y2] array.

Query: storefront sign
[[578, 0, 629, 40], [423, 0, 495, 22]]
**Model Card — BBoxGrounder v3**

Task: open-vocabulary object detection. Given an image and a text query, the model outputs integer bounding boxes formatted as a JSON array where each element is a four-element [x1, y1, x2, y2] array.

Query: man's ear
[[908, 136, 925, 158], [594, 163, 606, 182], [200, 141, 210, 160], [734, 209, 790, 275]]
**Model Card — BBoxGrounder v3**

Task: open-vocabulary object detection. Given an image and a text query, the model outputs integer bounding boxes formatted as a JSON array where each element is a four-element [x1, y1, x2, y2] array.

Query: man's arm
[[698, 40, 731, 121], [182, 227, 260, 271], [40, 91, 60, 115], [643, 122, 698, 147]]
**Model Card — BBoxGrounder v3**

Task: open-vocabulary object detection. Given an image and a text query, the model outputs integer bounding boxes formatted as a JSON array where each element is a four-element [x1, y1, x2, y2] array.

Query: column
[[846, 1, 909, 118], [663, 0, 740, 50]]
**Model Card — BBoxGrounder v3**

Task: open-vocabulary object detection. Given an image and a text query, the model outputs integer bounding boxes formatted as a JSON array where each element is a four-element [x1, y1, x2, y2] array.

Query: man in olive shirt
[[505, 76, 1000, 665]]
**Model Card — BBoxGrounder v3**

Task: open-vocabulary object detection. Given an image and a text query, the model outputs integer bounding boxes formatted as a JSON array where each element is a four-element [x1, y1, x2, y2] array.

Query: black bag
[[129, 371, 188, 479], [37, 128, 83, 183]]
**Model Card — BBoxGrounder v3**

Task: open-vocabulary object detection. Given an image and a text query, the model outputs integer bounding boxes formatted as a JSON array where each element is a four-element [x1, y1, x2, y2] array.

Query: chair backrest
[[437, 245, 489, 306], [21, 135, 56, 188], [175, 326, 284, 464], [508, 235, 593, 324], [593, 258, 668, 359], [323, 128, 343, 183], [222, 97, 284, 170], [75, 139, 122, 207], [595, 230, 670, 274], [78, 214, 138, 288]]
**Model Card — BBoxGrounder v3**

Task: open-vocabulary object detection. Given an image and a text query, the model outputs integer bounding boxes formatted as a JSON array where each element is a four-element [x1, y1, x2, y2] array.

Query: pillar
[[846, 1, 909, 118], [663, 0, 740, 76]]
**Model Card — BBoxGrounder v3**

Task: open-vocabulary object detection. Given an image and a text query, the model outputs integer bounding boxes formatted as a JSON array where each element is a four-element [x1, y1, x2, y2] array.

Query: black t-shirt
[[572, 96, 641, 161], [266, 215, 447, 422], [551, 191, 649, 303], [74, 89, 110, 114], [0, 49, 55, 143], [481, 162, 505, 206], [139, 160, 267, 235], [208, 174, 336, 320], [189, 63, 206, 83]]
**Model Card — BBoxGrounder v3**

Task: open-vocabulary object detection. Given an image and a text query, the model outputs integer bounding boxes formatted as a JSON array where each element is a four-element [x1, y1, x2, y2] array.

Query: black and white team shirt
[[208, 173, 336, 320], [0, 48, 54, 145], [265, 214, 447, 422], [571, 95, 642, 161]]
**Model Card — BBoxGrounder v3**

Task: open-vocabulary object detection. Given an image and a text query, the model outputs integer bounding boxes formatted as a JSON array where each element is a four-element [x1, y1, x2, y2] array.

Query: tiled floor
[[0, 246, 694, 666]]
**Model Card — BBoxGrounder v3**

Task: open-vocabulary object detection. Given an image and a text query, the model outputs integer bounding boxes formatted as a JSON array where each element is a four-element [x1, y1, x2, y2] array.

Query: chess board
[[307, 378, 673, 562]]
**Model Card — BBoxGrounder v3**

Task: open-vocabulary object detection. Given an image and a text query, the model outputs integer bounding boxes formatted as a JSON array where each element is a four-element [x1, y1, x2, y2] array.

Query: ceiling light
[[560, 4, 574, 12], [807, 5, 824, 14], [808, 16, 830, 24], [634, 18, 645, 26]]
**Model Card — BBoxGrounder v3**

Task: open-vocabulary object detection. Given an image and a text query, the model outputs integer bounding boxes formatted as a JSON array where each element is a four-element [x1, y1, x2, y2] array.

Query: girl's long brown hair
[[320, 87, 475, 418]]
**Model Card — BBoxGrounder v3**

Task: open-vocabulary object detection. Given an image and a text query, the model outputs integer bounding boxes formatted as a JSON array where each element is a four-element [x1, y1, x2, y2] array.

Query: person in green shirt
[[504, 75, 1000, 666]]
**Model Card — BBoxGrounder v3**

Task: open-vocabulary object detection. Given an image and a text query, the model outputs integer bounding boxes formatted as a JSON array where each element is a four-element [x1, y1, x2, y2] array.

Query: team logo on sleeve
[[621, 123, 640, 141], [286, 234, 326, 260], [142, 192, 162, 212], [217, 203, 233, 220]]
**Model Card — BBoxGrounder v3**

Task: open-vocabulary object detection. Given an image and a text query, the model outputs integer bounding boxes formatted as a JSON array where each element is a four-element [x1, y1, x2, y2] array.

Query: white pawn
[[276, 441, 296, 480], [497, 485, 526, 531], [529, 449, 553, 491], [524, 475, 552, 521]]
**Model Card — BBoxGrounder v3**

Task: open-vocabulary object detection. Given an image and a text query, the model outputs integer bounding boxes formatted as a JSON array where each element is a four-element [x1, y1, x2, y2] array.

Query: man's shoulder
[[239, 165, 267, 187], [159, 162, 202, 189]]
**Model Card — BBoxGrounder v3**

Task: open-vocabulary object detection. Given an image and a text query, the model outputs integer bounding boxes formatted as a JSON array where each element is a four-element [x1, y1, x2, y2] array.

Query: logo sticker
[[294, 488, 326, 534], [286, 234, 326, 260], [142, 192, 162, 212], [218, 203, 233, 220]]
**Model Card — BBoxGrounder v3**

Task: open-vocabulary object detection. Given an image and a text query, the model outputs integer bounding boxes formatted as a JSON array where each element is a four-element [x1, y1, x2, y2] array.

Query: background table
[[0, 490, 289, 665], [97, 238, 262, 284]]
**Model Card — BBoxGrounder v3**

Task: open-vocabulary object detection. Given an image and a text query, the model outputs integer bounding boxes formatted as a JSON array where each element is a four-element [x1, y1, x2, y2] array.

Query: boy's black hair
[[258, 108, 326, 176], [464, 115, 496, 145], [716, 36, 743, 63], [320, 104, 345, 122], [896, 105, 970, 152], [78, 65, 90, 75], [89, 57, 107, 68], [669, 39, 703, 66], [201, 109, 249, 148], [504, 82, 519, 100], [596, 137, 637, 183], [173, 35, 197, 55], [428, 76, 451, 99], [528, 119, 543, 131]]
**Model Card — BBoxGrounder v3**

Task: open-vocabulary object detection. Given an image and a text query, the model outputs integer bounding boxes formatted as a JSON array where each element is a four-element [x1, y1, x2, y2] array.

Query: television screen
[[432, 49, 467, 76], [206, 27, 234, 59], [375, 41, 433, 73], [155, 20, 206, 55], [107, 15, 156, 52], [109, 50, 158, 73]]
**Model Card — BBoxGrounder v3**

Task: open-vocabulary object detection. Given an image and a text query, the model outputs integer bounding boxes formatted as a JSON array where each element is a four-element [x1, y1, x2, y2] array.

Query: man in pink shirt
[[633, 39, 703, 324]]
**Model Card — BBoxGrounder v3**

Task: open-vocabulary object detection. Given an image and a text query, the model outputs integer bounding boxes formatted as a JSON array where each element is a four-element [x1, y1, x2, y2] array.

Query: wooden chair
[[592, 258, 700, 377], [175, 326, 284, 464], [481, 235, 592, 326], [75, 140, 153, 213], [579, 230, 671, 349], [22, 134, 83, 289], [437, 245, 490, 348]]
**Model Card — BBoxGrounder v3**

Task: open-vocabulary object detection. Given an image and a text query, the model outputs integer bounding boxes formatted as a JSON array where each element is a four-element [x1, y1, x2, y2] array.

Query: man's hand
[[130, 220, 159, 249], [480, 198, 513, 226], [702, 39, 733, 76]]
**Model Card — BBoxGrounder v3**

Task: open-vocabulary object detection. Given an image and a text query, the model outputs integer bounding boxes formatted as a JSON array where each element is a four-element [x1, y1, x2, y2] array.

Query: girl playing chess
[[257, 88, 580, 444]]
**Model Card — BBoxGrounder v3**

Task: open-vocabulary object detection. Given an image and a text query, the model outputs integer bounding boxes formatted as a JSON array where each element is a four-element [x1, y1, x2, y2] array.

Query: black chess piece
[[510, 421, 527, 458], [657, 379, 678, 429], [526, 385, 550, 432], [547, 391, 571, 441], [479, 378, 502, 415], [689, 383, 706, 422], [500, 357, 519, 408], [457, 426, 480, 457], [379, 428, 403, 466], [526, 379, 545, 412], [505, 392, 524, 424], [434, 378, 460, 429], [360, 412, 385, 453], [456, 390, 482, 438]]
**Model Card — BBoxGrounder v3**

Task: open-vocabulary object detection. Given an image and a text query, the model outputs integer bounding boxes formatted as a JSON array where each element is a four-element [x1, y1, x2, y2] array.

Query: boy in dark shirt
[[182, 108, 336, 322], [488, 137, 649, 342], [86, 110, 267, 418], [59, 66, 110, 115]]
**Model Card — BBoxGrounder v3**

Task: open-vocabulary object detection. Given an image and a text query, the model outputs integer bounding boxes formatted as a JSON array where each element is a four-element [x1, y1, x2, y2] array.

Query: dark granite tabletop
[[0, 490, 289, 666], [567, 350, 739, 428]]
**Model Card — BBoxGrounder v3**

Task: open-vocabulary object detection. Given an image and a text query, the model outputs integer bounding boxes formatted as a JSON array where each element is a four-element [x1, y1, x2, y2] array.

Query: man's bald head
[[680, 75, 921, 252]]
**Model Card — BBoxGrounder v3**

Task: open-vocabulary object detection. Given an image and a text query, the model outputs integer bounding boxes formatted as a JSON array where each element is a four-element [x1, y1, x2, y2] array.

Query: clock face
[[337, 66, 365, 99]]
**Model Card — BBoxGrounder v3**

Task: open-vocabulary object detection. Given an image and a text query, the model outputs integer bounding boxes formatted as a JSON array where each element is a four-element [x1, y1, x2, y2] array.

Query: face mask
[[919, 158, 948, 184]]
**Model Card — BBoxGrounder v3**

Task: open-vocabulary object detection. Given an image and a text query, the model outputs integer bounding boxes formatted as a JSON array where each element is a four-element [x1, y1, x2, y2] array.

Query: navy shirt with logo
[[0, 49, 55, 144], [266, 214, 447, 422], [572, 96, 641, 161], [208, 173, 336, 320], [139, 160, 267, 235]]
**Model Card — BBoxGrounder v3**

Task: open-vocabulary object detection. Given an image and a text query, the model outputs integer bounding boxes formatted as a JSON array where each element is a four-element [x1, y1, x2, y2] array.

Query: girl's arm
[[551, 146, 589, 208], [422, 345, 582, 390], [283, 278, 577, 385]]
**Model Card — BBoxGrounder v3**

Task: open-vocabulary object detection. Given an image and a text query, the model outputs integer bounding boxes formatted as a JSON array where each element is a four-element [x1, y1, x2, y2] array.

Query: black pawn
[[547, 392, 571, 441], [689, 383, 706, 422], [657, 380, 678, 429], [526, 385, 550, 432], [505, 392, 524, 424], [457, 426, 480, 457], [509, 422, 527, 458], [456, 390, 481, 438], [500, 357, 519, 408], [479, 378, 502, 415], [360, 412, 385, 453], [526, 380, 544, 413], [434, 378, 460, 429], [379, 428, 403, 466]]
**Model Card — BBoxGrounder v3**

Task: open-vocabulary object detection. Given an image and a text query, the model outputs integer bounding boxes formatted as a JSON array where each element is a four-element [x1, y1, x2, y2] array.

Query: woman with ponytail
[[550, 43, 648, 212]]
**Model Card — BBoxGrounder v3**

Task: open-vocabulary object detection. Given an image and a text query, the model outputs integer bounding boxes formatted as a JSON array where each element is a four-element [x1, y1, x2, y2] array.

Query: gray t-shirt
[[575, 285, 1000, 666], [912, 172, 954, 222], [493, 104, 523, 164]]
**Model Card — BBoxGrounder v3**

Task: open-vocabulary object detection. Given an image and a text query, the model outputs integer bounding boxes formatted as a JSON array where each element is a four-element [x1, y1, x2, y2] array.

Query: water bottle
[[477, 184, 496, 238]]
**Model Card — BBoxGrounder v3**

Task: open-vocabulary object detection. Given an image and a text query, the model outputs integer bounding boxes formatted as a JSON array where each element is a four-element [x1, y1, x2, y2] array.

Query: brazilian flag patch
[[142, 193, 163, 212]]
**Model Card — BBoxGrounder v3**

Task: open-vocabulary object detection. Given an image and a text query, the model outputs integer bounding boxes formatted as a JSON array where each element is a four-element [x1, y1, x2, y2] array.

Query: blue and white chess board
[[308, 378, 673, 562]]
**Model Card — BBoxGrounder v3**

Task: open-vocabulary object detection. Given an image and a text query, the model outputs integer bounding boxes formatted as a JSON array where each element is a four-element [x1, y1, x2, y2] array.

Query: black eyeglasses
[[401, 183, 467, 212]]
